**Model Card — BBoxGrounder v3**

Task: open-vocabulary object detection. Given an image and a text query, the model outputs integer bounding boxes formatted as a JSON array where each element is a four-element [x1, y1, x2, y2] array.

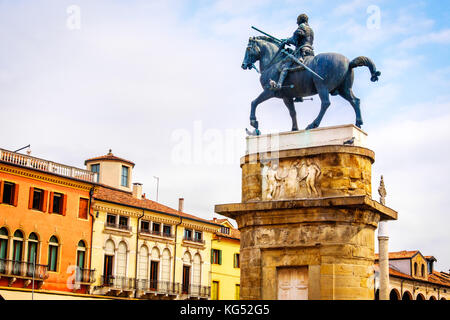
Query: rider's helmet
[[297, 13, 309, 25]]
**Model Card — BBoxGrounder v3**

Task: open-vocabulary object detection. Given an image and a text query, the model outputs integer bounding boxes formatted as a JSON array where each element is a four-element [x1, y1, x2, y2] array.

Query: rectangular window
[[30, 188, 47, 212], [234, 253, 240, 268], [220, 226, 230, 235], [141, 220, 150, 232], [184, 228, 192, 240], [48, 245, 58, 272], [51, 193, 63, 214], [78, 198, 89, 219], [119, 216, 129, 230], [121, 166, 129, 187], [1, 182, 18, 206], [194, 231, 202, 242], [152, 222, 160, 233], [90, 164, 100, 182], [106, 214, 117, 226], [163, 225, 171, 236], [211, 249, 222, 265]]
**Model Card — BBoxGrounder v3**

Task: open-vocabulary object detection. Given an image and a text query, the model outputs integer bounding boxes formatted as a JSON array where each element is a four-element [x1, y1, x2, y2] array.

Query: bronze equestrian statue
[[241, 14, 381, 135]]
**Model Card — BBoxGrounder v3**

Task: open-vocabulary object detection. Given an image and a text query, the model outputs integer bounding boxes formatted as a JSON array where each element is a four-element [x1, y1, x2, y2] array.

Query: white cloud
[[398, 28, 450, 48]]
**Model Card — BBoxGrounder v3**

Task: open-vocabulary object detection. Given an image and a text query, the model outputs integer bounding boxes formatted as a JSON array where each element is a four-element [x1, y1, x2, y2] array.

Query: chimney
[[178, 198, 184, 212], [132, 183, 143, 199]]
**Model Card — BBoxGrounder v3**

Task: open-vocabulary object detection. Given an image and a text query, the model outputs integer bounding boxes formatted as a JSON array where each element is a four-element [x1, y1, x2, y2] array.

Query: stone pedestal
[[215, 125, 397, 300]]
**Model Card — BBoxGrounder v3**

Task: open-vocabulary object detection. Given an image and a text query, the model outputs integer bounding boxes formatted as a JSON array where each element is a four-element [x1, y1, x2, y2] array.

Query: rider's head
[[297, 13, 309, 25]]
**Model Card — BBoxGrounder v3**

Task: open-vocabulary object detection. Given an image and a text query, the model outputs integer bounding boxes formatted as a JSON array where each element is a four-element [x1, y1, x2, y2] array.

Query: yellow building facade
[[86, 151, 221, 299], [210, 219, 240, 300]]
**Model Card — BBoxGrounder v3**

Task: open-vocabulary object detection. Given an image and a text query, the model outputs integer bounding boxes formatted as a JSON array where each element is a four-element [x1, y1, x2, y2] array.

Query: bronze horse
[[241, 36, 381, 133]]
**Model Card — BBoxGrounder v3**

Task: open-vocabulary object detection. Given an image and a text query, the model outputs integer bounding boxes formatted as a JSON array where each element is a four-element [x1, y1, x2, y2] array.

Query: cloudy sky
[[1, 0, 449, 270]]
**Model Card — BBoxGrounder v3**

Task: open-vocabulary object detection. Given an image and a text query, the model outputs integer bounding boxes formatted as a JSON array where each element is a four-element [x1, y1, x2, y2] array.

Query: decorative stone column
[[377, 176, 390, 300], [215, 125, 398, 300]]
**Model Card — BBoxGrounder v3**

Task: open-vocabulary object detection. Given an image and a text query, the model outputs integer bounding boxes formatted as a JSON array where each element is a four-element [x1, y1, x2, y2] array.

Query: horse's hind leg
[[306, 85, 331, 130], [283, 97, 299, 131], [339, 87, 362, 128]]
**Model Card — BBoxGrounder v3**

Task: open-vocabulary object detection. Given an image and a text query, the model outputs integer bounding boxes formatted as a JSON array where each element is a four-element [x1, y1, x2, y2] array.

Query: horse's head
[[241, 37, 261, 70]]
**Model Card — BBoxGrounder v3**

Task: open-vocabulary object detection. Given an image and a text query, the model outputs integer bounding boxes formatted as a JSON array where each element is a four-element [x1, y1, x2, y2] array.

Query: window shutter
[[13, 184, 19, 207], [218, 250, 222, 265], [42, 190, 48, 212], [62, 194, 67, 216], [28, 187, 34, 209], [211, 249, 214, 264], [48, 192, 54, 213], [233, 254, 236, 268], [0, 180, 3, 204]]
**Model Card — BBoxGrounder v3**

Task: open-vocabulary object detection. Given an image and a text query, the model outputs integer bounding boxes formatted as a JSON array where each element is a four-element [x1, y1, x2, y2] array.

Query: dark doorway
[[104, 255, 114, 285], [182, 265, 190, 294], [150, 261, 159, 290]]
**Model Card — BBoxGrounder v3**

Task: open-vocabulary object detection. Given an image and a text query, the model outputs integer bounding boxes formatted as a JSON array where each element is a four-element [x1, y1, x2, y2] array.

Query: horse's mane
[[253, 36, 279, 46]]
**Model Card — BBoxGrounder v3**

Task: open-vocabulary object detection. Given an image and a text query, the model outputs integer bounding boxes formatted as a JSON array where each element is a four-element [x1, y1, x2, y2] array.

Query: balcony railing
[[0, 148, 98, 183], [136, 279, 180, 295], [76, 268, 96, 284], [183, 236, 205, 244], [181, 283, 211, 298], [0, 259, 49, 280], [105, 222, 132, 232], [100, 275, 135, 290], [139, 229, 175, 239]]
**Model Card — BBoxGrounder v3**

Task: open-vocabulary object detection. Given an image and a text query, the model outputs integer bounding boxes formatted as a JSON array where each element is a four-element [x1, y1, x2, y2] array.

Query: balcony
[[181, 284, 211, 299], [183, 236, 205, 245], [139, 228, 175, 239], [136, 280, 180, 297], [0, 148, 98, 183], [100, 275, 135, 291], [105, 222, 132, 233], [0, 259, 49, 286], [76, 268, 96, 284]]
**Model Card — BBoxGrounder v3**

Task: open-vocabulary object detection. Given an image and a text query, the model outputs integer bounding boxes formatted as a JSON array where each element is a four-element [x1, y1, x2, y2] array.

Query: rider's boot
[[269, 69, 288, 91]]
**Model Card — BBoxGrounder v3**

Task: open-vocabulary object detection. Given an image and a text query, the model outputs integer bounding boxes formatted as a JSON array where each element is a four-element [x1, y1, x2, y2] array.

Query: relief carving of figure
[[296, 159, 321, 197], [265, 162, 288, 200]]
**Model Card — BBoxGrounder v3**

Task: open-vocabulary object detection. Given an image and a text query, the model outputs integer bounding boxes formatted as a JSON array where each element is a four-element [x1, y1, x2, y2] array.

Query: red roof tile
[[375, 250, 419, 260], [94, 185, 220, 226], [85, 150, 135, 167]]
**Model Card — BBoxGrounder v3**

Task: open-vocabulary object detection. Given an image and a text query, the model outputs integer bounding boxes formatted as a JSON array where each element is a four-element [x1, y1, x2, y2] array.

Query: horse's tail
[[349, 56, 381, 82]]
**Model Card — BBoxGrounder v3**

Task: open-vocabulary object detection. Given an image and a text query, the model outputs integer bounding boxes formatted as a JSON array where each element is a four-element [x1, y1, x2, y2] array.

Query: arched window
[[138, 245, 148, 280], [0, 227, 8, 261], [421, 264, 425, 277], [116, 241, 127, 278], [150, 247, 160, 290], [429, 296, 436, 300], [103, 240, 115, 284], [193, 253, 202, 286], [48, 236, 59, 272], [161, 249, 171, 283], [414, 262, 418, 276], [27, 233, 39, 263], [182, 251, 192, 294], [12, 230, 24, 275], [76, 240, 86, 270]]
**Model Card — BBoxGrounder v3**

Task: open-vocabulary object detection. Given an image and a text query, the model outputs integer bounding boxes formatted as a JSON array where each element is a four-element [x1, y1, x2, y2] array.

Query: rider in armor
[[270, 13, 315, 90]]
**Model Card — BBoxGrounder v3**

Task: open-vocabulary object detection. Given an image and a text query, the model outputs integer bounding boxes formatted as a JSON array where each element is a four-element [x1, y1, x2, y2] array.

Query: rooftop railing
[[0, 148, 97, 183]]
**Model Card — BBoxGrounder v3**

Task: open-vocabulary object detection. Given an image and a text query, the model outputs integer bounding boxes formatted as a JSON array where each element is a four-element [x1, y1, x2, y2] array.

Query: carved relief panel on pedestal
[[262, 159, 322, 200]]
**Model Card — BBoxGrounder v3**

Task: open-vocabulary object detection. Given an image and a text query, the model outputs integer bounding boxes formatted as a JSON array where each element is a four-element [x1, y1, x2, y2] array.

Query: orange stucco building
[[0, 148, 97, 294]]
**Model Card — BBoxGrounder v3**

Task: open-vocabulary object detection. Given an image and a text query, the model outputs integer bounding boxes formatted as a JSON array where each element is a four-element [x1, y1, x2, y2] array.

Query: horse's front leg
[[250, 89, 275, 129]]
